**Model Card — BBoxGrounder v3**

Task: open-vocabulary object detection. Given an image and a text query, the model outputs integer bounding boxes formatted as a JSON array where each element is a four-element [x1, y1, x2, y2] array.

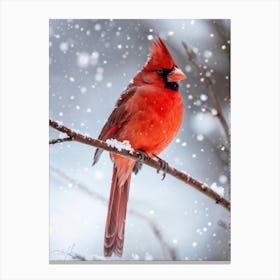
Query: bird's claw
[[153, 154, 169, 180], [137, 150, 149, 162], [133, 150, 149, 175], [136, 151, 169, 180]]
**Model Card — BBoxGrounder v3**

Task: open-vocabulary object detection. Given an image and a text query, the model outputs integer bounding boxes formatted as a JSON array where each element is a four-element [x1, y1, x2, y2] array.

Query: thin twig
[[182, 41, 230, 143], [50, 166, 177, 260], [68, 252, 87, 261], [203, 134, 230, 166], [206, 19, 230, 59], [49, 119, 230, 212], [128, 209, 177, 260], [51, 249, 106, 261], [49, 136, 73, 145]]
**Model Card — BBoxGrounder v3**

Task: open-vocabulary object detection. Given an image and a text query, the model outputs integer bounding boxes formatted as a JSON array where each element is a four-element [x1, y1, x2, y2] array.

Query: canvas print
[[49, 19, 230, 262]]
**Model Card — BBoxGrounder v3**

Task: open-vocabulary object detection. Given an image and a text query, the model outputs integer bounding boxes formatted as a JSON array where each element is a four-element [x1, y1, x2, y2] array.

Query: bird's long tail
[[104, 164, 131, 257]]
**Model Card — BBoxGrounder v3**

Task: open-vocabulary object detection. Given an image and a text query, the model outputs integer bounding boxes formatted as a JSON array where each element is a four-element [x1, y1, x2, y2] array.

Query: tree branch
[[49, 119, 230, 212], [182, 41, 230, 143], [49, 136, 73, 144]]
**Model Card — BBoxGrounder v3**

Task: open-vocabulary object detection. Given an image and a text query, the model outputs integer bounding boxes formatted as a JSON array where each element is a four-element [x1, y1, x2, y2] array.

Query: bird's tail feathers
[[104, 165, 131, 257]]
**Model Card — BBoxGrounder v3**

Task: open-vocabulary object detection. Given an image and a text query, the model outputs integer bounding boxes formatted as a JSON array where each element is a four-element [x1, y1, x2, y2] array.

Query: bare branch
[[49, 119, 230, 212], [50, 166, 177, 260], [182, 42, 230, 143]]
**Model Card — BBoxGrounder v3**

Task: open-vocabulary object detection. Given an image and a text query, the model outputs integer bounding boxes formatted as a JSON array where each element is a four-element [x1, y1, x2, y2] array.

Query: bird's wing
[[92, 86, 137, 165]]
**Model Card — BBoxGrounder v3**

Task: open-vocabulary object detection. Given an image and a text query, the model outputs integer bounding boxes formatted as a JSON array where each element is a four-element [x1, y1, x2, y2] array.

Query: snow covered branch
[[182, 42, 230, 143], [49, 119, 230, 212]]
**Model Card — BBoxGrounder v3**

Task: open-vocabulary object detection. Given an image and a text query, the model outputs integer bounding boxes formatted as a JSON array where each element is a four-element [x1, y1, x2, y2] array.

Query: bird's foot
[[133, 161, 143, 175], [133, 150, 148, 175], [153, 154, 169, 181], [136, 149, 149, 161]]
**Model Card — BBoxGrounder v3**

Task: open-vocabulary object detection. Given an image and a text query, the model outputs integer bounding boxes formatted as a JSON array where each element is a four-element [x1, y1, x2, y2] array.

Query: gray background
[[49, 19, 230, 261]]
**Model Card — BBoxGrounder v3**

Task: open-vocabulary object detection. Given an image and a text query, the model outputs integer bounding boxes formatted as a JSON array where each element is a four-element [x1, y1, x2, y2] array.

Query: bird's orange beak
[[167, 67, 186, 82]]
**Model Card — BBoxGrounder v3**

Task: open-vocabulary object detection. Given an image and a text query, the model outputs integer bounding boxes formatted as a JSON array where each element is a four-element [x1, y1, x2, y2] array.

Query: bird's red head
[[130, 37, 186, 89], [146, 37, 177, 70], [144, 37, 186, 86]]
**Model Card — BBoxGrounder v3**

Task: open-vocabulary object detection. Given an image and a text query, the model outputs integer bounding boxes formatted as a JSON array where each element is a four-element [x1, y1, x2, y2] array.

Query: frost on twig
[[209, 183, 225, 198], [49, 119, 230, 212]]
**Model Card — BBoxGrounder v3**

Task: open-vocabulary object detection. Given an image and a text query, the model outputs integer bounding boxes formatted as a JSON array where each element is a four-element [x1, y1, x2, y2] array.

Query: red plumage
[[93, 37, 186, 257]]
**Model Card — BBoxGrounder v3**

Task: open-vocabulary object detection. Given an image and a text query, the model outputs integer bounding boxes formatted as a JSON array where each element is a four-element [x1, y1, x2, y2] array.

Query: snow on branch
[[49, 119, 230, 212]]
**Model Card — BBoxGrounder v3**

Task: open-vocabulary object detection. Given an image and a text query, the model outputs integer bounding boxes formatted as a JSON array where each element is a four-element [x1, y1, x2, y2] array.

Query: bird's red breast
[[117, 85, 183, 156]]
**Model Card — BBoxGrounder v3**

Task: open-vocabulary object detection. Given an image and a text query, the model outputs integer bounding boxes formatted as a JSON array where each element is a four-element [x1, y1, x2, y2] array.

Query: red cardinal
[[93, 37, 186, 257]]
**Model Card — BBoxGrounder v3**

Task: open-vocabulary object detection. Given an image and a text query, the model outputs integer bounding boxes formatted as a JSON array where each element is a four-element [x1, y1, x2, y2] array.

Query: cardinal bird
[[93, 37, 186, 257]]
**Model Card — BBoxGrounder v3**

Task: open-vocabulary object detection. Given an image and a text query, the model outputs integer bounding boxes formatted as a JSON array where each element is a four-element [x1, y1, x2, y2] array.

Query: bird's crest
[[146, 37, 177, 70]]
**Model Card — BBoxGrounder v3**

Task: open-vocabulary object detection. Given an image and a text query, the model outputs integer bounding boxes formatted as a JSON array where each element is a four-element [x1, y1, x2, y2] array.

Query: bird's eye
[[157, 68, 164, 75]]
